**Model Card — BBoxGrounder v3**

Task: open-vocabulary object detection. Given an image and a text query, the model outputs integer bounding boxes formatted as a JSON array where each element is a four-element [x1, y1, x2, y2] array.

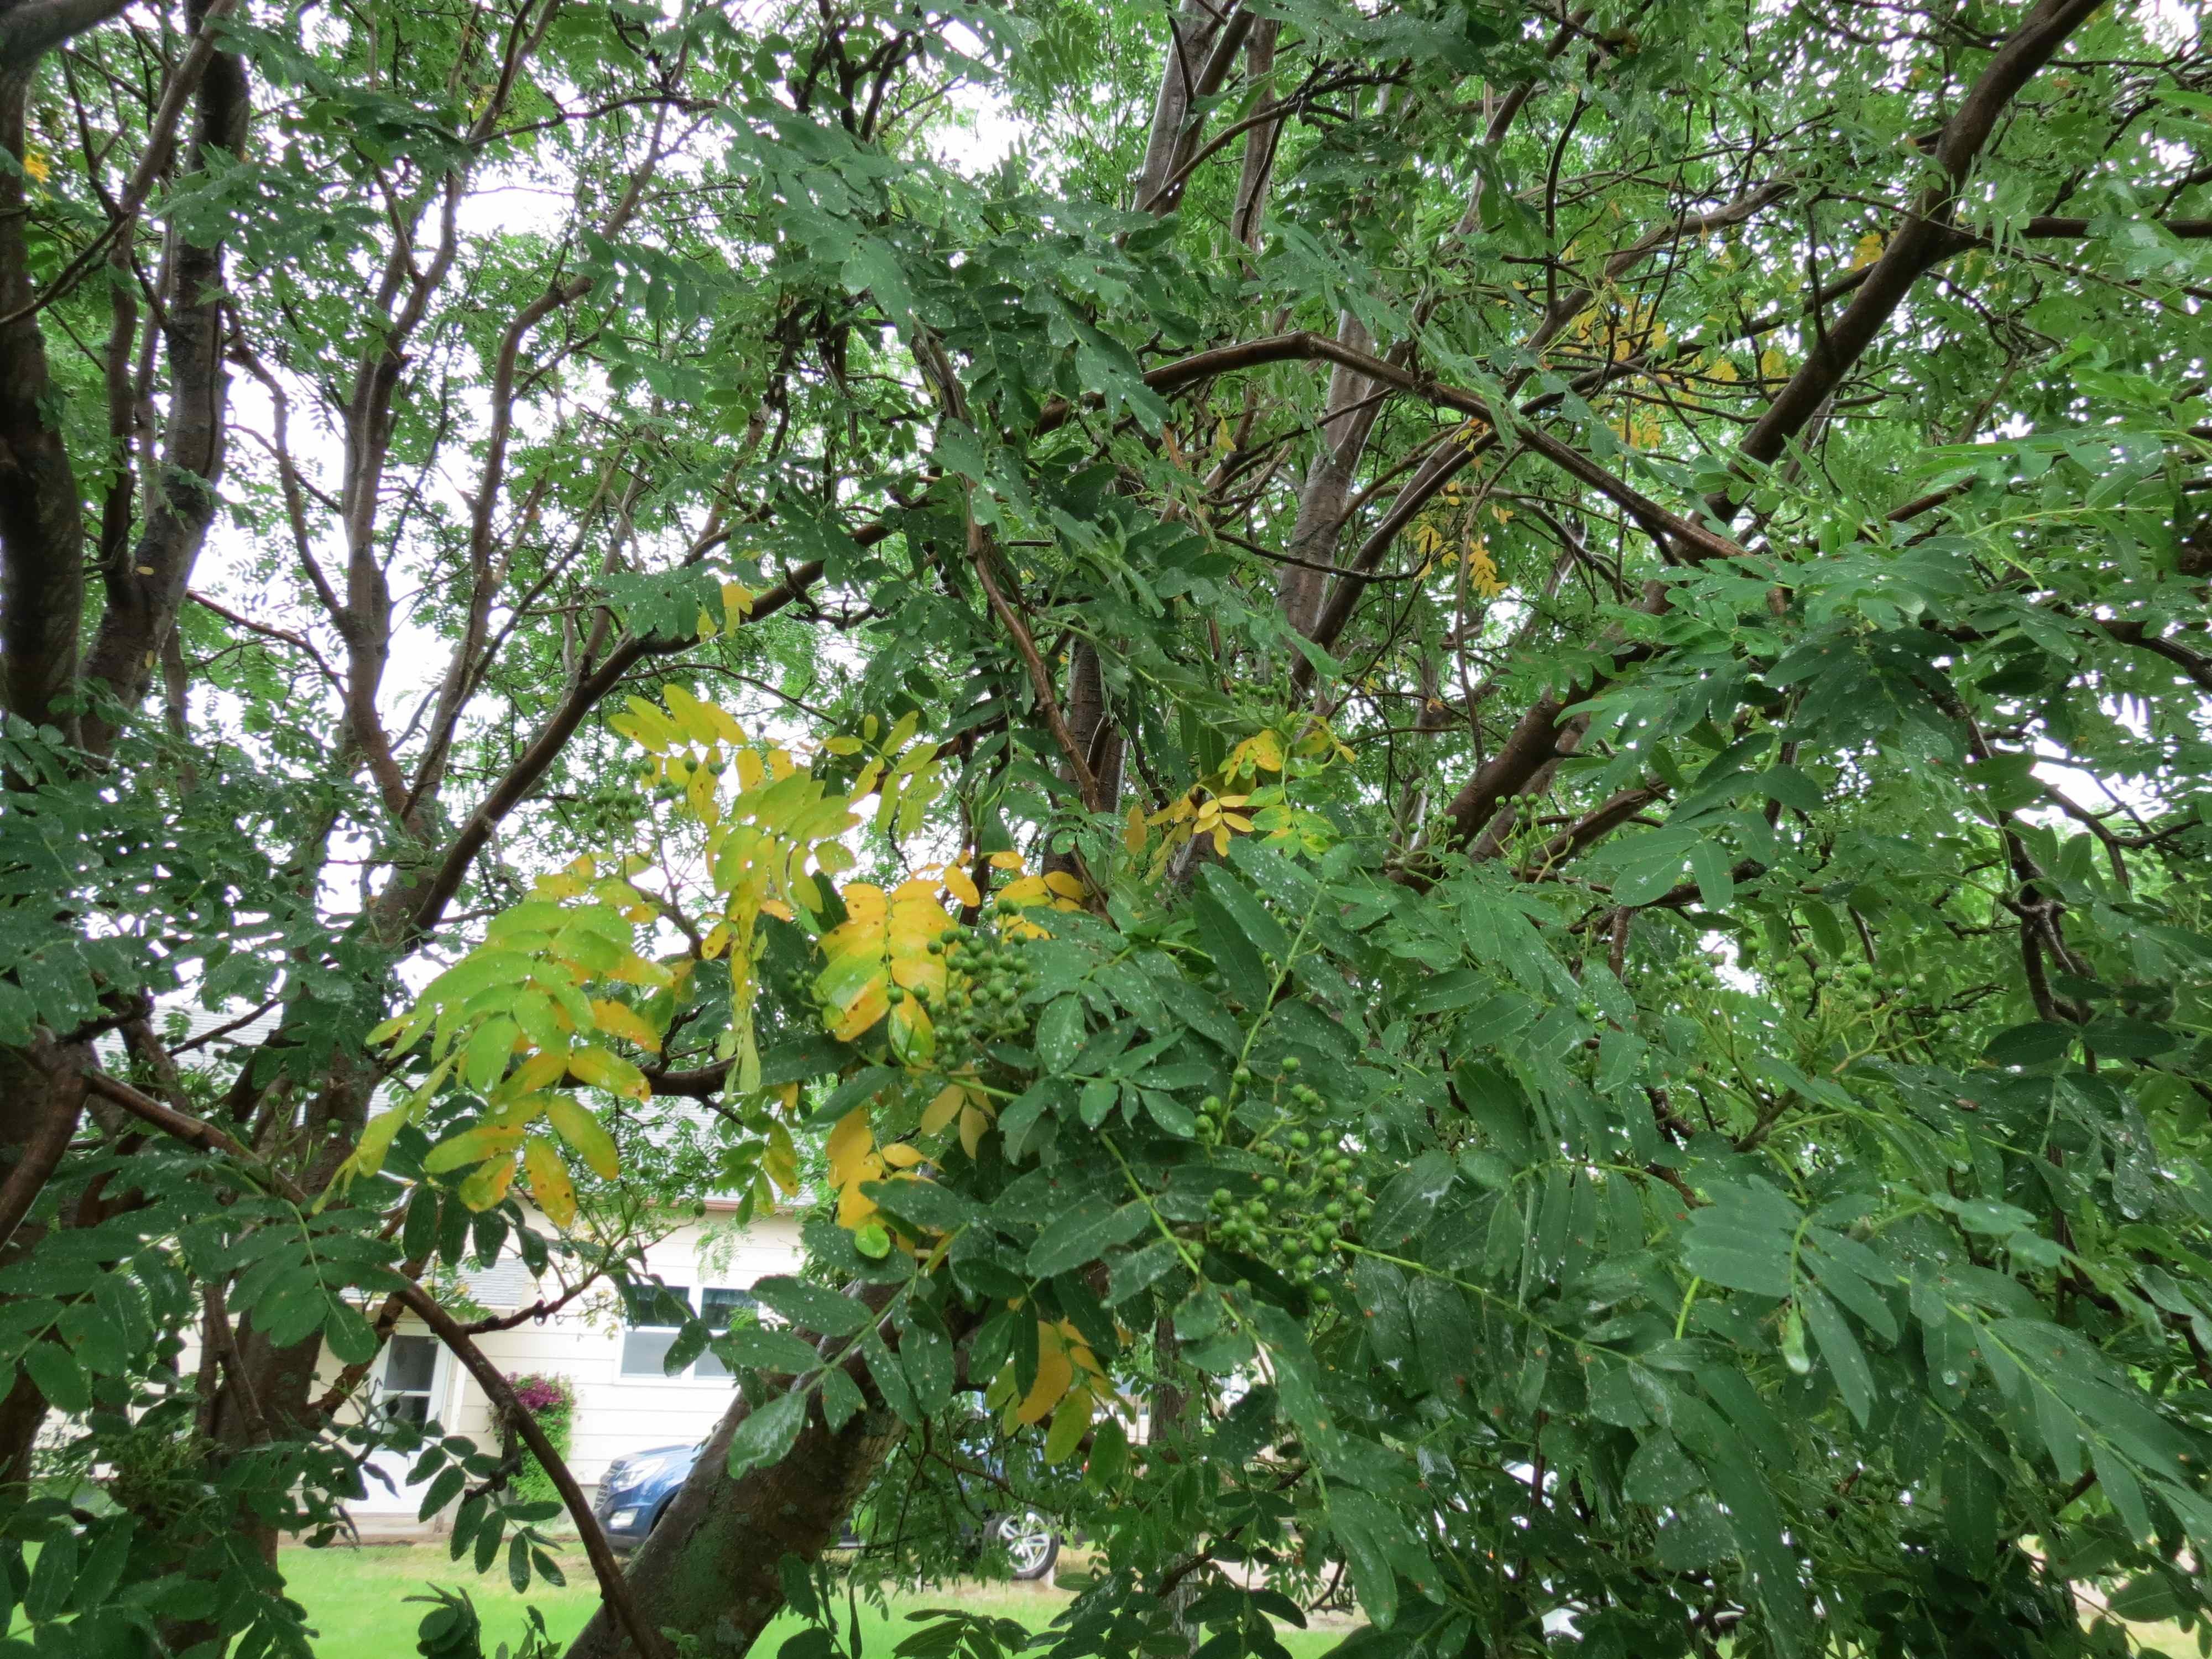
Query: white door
[[354, 1332, 452, 1515]]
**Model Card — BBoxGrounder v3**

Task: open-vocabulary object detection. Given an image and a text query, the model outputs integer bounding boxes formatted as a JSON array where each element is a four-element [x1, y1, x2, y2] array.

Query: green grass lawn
[[281, 1543, 1360, 1658]]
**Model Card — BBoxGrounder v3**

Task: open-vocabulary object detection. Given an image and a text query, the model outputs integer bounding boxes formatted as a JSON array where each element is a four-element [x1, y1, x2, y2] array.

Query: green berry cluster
[[914, 915, 1037, 1057], [1201, 1057, 1374, 1302]]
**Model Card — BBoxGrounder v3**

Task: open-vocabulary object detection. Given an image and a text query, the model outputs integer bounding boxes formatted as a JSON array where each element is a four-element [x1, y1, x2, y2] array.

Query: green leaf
[[725, 1392, 808, 1480], [1797, 1285, 1874, 1427], [24, 1344, 90, 1416], [821, 1367, 865, 1431], [713, 1326, 823, 1375], [1366, 1151, 1454, 1248], [1027, 1202, 1152, 1279], [1982, 1021, 2074, 1068], [417, 1465, 466, 1523], [750, 1277, 872, 1337], [1407, 1275, 1473, 1399], [1687, 841, 1736, 910], [1035, 996, 1086, 1073], [22, 1525, 75, 1623], [1190, 888, 1272, 1009], [1624, 1431, 1704, 1506]]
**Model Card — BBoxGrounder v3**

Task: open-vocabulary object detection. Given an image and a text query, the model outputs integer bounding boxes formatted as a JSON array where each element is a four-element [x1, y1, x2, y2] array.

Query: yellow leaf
[[959, 1103, 989, 1160], [838, 1175, 881, 1229], [943, 865, 981, 908], [1759, 347, 1789, 382], [1124, 805, 1147, 856], [459, 1155, 518, 1211], [609, 951, 674, 989], [998, 874, 1050, 906], [1041, 872, 1086, 901], [346, 1106, 413, 1179], [589, 998, 662, 1053], [22, 148, 50, 185], [1849, 231, 1886, 270], [923, 1084, 966, 1135], [829, 973, 890, 1041], [1016, 1332, 1074, 1425], [493, 1047, 570, 1104], [827, 1107, 875, 1191], [1044, 1387, 1093, 1464], [880, 1142, 926, 1169], [765, 1120, 800, 1196], [544, 1094, 620, 1179], [662, 684, 721, 745], [424, 1121, 528, 1175], [566, 1045, 649, 1100], [987, 851, 1024, 870], [523, 1135, 578, 1228]]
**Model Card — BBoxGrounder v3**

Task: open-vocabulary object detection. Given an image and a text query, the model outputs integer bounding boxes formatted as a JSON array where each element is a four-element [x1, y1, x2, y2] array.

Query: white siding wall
[[456, 1210, 807, 1486]]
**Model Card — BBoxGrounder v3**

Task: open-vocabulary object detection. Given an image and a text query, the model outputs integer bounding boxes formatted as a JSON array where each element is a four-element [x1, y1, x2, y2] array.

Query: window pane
[[620, 1329, 681, 1376], [386, 1393, 431, 1428], [385, 1334, 436, 1394], [700, 1288, 757, 1329], [622, 1282, 690, 1323]]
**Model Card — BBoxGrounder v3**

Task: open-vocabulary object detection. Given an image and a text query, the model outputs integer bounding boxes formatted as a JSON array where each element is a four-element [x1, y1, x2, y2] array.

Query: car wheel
[[993, 1510, 1059, 1580]]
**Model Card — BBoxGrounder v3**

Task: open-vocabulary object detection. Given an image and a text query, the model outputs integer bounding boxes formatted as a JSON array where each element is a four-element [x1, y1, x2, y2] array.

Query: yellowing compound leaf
[[765, 1120, 800, 1196], [566, 1045, 649, 1099], [588, 998, 662, 1053], [544, 1094, 619, 1180], [523, 1135, 578, 1228], [923, 1084, 966, 1135], [1045, 1387, 1094, 1465], [459, 1154, 518, 1211], [424, 1121, 528, 1175], [1017, 1330, 1075, 1426]]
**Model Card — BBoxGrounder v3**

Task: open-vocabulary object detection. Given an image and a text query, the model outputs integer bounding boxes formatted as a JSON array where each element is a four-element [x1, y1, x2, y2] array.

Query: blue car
[[591, 1442, 1061, 1579]]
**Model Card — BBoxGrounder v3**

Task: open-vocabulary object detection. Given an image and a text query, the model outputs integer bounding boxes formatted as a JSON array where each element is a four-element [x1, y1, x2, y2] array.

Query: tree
[[3, 0, 2210, 1654]]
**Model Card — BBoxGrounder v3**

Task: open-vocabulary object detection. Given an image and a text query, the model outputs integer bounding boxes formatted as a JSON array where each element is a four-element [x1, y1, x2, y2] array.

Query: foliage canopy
[[1, 0, 2210, 1655]]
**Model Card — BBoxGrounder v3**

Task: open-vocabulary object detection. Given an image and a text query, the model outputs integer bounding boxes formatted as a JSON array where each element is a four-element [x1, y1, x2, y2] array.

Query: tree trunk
[[0, 70, 87, 741], [0, 1036, 87, 1490], [78, 0, 248, 756], [566, 1291, 923, 1659]]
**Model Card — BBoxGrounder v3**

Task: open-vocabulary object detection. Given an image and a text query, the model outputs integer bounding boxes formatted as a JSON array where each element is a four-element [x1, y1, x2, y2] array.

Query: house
[[137, 1006, 807, 1519], [351, 1198, 807, 1516]]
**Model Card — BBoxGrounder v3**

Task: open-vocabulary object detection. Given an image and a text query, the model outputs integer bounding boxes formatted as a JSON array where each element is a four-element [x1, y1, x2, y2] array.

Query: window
[[692, 1287, 760, 1379], [618, 1285, 691, 1376], [618, 1285, 758, 1379], [377, 1334, 438, 1426]]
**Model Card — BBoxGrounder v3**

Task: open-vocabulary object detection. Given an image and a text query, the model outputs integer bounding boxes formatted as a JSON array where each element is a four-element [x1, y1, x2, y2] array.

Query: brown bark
[[77, 0, 248, 755], [0, 1032, 90, 1494], [0, 70, 87, 737]]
